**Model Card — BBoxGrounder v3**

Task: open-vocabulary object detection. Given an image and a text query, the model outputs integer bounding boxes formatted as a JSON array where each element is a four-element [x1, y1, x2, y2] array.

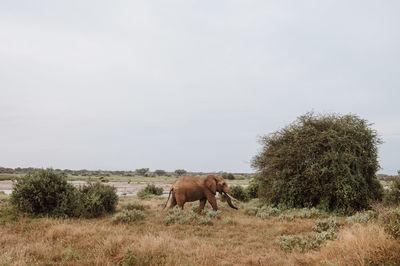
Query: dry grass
[[1, 197, 399, 265]]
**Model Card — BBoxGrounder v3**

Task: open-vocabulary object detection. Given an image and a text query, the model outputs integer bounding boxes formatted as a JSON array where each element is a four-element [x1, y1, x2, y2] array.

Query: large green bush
[[10, 169, 79, 216], [10, 169, 118, 218], [252, 113, 383, 215]]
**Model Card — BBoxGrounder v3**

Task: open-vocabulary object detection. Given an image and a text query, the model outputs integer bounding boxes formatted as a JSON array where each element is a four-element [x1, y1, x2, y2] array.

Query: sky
[[0, 1, 399, 174]]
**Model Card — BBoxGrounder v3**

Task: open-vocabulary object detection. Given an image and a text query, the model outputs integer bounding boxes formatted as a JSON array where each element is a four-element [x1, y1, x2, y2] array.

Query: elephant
[[163, 174, 238, 212]]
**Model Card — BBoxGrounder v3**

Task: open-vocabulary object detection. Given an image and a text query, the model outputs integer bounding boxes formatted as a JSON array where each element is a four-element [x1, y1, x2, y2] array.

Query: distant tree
[[135, 168, 149, 176], [174, 169, 187, 176], [154, 170, 167, 176], [222, 172, 235, 180], [252, 112, 383, 215]]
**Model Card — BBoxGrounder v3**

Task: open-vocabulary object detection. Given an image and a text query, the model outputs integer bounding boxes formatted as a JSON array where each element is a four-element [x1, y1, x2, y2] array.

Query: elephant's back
[[172, 175, 203, 190]]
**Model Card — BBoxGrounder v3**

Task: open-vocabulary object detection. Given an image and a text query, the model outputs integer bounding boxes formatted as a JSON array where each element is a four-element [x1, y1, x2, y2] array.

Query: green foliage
[[154, 170, 167, 176], [244, 204, 282, 219], [245, 179, 260, 199], [10, 169, 118, 218], [222, 172, 235, 180], [135, 168, 149, 176], [346, 210, 378, 224], [276, 217, 342, 252], [278, 214, 295, 221], [79, 182, 118, 218], [174, 169, 187, 176], [381, 207, 400, 239], [10, 169, 79, 217], [252, 112, 383, 215], [384, 176, 400, 206], [230, 185, 249, 202], [112, 210, 145, 224], [137, 184, 163, 199]]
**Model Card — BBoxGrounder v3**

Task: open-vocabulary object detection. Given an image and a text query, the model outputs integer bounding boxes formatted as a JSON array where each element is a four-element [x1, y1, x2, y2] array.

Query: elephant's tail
[[163, 187, 173, 210]]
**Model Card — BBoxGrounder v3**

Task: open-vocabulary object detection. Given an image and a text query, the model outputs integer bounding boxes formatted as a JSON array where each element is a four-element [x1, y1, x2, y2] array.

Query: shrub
[[137, 184, 163, 199], [278, 214, 295, 221], [154, 170, 167, 176], [346, 210, 378, 224], [276, 235, 308, 252], [112, 210, 145, 224], [230, 185, 248, 202], [252, 112, 383, 215], [245, 179, 259, 199], [381, 207, 400, 239], [276, 217, 342, 252], [222, 173, 235, 180], [135, 168, 149, 176], [384, 176, 400, 206], [312, 217, 342, 233], [255, 206, 281, 219], [174, 169, 187, 176], [10, 169, 80, 217], [79, 182, 118, 218], [10, 169, 118, 218]]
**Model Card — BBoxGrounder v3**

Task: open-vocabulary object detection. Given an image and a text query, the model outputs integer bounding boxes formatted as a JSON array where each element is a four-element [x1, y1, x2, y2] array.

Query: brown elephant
[[163, 174, 238, 212]]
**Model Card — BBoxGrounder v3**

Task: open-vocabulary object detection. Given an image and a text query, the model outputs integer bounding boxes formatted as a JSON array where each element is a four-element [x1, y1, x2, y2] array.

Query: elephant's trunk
[[223, 191, 238, 210]]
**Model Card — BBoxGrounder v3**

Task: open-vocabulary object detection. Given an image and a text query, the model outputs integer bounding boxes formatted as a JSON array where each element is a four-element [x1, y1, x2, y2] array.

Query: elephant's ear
[[205, 175, 217, 195]]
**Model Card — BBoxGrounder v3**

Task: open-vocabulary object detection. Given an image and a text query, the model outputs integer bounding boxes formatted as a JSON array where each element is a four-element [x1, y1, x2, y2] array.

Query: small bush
[[381, 207, 400, 239], [276, 217, 341, 252], [112, 210, 145, 224], [163, 208, 198, 225], [163, 208, 219, 226], [230, 185, 248, 202], [79, 182, 118, 218], [276, 235, 308, 252], [312, 217, 342, 233], [137, 184, 163, 199], [256, 206, 281, 219], [278, 214, 295, 221], [346, 210, 378, 224]]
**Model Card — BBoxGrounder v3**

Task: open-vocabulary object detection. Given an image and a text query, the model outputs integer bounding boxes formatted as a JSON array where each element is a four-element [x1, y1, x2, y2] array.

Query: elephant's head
[[206, 175, 238, 210]]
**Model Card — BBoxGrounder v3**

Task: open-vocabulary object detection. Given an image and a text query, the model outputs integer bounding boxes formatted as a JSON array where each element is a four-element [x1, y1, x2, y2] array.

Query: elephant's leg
[[196, 198, 207, 214], [205, 192, 218, 211], [176, 194, 186, 210]]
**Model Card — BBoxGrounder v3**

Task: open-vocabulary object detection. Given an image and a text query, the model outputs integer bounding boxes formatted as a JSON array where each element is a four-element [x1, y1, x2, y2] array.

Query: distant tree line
[[0, 166, 254, 179]]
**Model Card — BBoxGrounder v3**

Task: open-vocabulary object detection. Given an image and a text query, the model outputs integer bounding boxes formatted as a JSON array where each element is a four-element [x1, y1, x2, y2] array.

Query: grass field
[[1, 194, 399, 265]]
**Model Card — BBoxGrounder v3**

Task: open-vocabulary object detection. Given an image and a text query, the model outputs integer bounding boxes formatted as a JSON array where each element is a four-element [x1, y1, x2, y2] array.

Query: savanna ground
[[1, 191, 399, 266]]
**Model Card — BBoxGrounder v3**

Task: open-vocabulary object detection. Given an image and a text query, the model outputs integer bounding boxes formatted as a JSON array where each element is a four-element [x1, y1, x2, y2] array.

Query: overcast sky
[[1, 1, 399, 174]]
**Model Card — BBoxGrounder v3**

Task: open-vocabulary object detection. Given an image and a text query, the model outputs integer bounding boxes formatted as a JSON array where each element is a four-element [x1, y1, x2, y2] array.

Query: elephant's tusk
[[225, 192, 238, 202]]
